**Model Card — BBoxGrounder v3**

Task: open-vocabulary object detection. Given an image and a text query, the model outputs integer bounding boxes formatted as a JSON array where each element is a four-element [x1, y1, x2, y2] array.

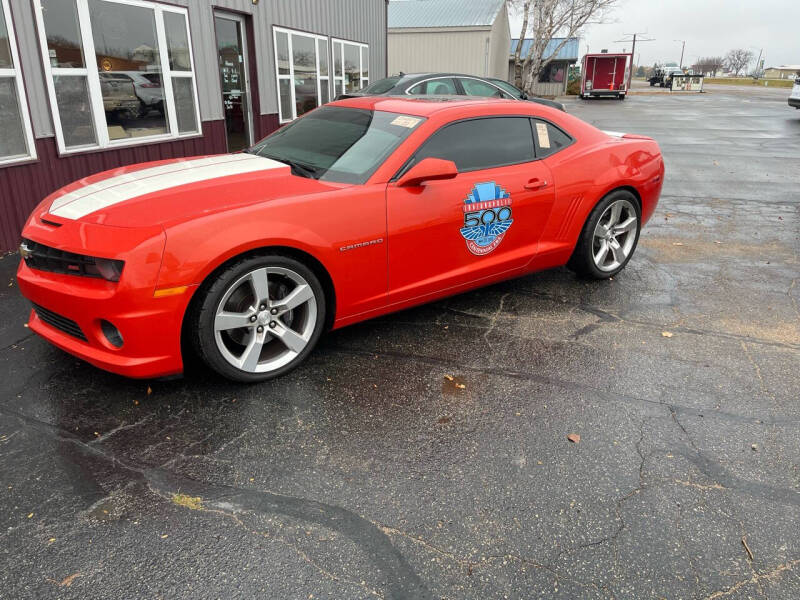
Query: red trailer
[[581, 53, 631, 100]]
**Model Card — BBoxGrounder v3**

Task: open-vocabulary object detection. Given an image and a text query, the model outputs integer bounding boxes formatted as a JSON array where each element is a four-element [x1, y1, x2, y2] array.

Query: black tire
[[567, 190, 641, 279], [190, 253, 326, 383], [649, 81, 655, 87]]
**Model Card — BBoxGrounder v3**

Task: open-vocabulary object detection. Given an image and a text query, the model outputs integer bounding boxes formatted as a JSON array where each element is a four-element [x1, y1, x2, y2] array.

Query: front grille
[[21, 238, 103, 278], [32, 304, 88, 342]]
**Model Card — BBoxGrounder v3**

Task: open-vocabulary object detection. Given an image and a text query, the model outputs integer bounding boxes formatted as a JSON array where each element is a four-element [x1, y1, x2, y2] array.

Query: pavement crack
[[739, 341, 776, 402], [0, 405, 430, 600], [703, 558, 799, 599], [483, 292, 509, 350], [1, 331, 35, 352], [154, 490, 386, 599], [88, 415, 153, 445], [518, 288, 800, 351], [377, 523, 607, 592]]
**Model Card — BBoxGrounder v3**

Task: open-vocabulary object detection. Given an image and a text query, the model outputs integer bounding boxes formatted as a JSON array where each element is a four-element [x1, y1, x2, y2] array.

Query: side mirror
[[397, 158, 458, 187], [520, 91, 529, 100]]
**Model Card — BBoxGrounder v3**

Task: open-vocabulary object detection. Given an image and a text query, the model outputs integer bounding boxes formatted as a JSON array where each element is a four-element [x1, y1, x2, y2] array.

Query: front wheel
[[191, 254, 326, 382], [567, 190, 641, 279]]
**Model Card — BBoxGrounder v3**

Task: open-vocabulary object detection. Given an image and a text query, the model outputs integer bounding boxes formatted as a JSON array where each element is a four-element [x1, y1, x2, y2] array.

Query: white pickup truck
[[790, 76, 800, 109]]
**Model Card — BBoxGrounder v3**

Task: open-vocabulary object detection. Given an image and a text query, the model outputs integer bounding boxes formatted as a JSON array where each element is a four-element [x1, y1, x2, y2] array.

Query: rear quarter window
[[532, 119, 573, 158]]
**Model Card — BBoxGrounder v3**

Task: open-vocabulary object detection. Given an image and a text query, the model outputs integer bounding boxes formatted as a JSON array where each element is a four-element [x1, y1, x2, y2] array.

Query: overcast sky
[[509, 0, 800, 68]]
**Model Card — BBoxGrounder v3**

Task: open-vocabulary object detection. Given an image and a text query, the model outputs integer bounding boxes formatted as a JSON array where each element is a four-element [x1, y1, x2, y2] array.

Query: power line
[[613, 32, 655, 90]]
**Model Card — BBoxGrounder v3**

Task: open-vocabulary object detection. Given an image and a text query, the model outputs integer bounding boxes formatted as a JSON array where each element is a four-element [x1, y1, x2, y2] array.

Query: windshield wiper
[[260, 153, 320, 179]]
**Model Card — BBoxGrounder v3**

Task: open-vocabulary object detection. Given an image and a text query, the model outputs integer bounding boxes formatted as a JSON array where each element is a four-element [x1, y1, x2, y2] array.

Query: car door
[[386, 116, 555, 303]]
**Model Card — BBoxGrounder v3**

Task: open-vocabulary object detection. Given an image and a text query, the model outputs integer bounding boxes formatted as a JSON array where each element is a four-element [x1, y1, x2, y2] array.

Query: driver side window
[[411, 117, 534, 172], [458, 78, 508, 98]]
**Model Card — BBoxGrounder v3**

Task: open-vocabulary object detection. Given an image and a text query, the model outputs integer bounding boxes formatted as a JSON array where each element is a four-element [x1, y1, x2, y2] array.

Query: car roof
[[328, 95, 525, 117], [393, 72, 508, 82]]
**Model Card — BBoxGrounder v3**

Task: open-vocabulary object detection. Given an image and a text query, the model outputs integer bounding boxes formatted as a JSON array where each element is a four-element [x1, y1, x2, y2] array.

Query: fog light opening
[[100, 320, 124, 348]]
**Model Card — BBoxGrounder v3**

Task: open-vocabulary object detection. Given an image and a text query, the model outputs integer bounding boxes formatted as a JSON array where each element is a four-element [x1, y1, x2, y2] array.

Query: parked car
[[789, 76, 800, 109], [338, 73, 566, 111], [18, 96, 663, 382], [649, 66, 684, 88], [98, 73, 140, 116], [106, 71, 165, 115]]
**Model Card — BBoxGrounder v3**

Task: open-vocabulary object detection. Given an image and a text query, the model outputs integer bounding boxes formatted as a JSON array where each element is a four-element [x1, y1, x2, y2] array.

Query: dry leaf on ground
[[60, 573, 81, 587]]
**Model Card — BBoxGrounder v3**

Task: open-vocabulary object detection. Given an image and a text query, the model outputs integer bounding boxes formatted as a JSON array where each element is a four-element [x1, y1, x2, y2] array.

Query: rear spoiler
[[603, 130, 654, 141]]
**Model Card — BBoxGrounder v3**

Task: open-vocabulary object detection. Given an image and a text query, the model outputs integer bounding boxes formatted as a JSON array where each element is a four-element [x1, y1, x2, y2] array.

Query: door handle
[[524, 178, 548, 190]]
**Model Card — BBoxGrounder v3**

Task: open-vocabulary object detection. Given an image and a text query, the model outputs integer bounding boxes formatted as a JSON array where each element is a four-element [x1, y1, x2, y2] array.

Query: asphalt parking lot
[[2, 86, 799, 599]]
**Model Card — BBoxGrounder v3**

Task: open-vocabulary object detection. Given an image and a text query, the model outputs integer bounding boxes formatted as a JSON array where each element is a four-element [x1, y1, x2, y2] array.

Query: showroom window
[[0, 0, 37, 166], [273, 27, 330, 123], [34, 0, 201, 154], [332, 39, 369, 96]]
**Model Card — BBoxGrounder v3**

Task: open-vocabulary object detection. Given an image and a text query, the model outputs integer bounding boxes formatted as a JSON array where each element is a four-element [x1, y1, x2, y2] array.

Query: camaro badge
[[460, 182, 513, 255]]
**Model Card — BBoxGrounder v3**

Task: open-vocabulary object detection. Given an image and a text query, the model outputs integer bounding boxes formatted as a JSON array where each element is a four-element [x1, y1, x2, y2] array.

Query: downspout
[[485, 36, 490, 76], [385, 0, 389, 77]]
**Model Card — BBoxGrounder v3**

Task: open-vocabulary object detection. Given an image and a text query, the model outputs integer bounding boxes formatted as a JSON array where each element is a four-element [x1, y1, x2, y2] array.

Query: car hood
[[41, 153, 339, 228]]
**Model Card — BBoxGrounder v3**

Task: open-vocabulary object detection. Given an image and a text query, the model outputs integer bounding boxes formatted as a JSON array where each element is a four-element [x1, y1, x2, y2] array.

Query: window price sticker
[[536, 122, 551, 148], [391, 115, 421, 128]]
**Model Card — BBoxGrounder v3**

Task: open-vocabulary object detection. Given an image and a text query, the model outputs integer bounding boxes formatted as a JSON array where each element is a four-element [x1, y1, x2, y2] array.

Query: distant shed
[[387, 0, 511, 80]]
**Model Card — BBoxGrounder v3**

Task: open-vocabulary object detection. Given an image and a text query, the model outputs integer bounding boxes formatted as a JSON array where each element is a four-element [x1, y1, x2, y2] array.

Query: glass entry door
[[215, 13, 252, 152]]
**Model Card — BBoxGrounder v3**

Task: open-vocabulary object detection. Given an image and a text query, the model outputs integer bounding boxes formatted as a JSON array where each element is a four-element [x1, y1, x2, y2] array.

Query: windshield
[[359, 77, 402, 95], [248, 106, 425, 184], [489, 79, 523, 98]]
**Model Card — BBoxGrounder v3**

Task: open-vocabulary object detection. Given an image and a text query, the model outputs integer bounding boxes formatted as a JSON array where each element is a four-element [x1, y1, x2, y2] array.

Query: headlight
[[21, 238, 125, 282], [92, 258, 125, 282]]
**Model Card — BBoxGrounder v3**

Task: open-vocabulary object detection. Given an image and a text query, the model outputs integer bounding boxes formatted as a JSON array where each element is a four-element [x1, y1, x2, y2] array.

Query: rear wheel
[[568, 190, 641, 279], [191, 254, 326, 382]]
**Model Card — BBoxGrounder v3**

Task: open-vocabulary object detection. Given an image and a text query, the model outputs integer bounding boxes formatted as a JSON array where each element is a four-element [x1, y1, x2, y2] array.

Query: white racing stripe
[[49, 154, 286, 220]]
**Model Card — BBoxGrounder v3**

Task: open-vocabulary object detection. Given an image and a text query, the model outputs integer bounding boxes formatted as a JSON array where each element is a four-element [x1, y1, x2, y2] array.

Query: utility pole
[[674, 40, 686, 69], [753, 47, 763, 77], [614, 32, 654, 91]]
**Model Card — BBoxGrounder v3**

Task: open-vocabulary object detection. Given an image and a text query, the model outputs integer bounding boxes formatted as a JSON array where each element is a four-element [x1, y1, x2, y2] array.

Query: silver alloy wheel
[[592, 199, 638, 272], [213, 266, 317, 373]]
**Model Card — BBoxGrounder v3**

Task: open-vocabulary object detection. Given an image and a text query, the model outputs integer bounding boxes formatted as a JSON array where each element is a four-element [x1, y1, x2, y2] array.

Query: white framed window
[[33, 0, 202, 155], [331, 38, 369, 97], [0, 0, 37, 166], [273, 26, 331, 123]]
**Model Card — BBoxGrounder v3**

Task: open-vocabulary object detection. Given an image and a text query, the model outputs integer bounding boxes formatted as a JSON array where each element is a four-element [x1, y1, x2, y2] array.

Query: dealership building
[[0, 0, 387, 252]]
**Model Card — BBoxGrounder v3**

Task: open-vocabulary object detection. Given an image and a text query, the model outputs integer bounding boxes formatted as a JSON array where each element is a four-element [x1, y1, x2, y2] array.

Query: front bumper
[[789, 97, 800, 109], [16, 213, 191, 379], [18, 262, 191, 378], [583, 90, 625, 98]]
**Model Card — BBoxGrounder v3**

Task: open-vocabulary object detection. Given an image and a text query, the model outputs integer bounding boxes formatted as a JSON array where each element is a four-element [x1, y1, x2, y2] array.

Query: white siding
[[388, 28, 491, 76], [487, 4, 510, 80], [8, 0, 387, 138]]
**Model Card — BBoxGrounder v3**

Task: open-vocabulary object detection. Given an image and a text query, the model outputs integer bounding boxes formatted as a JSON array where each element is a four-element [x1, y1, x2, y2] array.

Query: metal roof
[[388, 0, 505, 29], [510, 37, 580, 61]]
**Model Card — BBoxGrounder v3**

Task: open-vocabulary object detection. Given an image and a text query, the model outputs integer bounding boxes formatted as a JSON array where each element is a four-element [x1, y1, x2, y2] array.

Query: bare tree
[[691, 56, 724, 76], [724, 49, 753, 77], [510, 0, 619, 93]]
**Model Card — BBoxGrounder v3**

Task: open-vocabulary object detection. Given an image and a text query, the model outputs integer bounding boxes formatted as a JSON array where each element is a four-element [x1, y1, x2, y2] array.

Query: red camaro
[[17, 97, 663, 382]]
